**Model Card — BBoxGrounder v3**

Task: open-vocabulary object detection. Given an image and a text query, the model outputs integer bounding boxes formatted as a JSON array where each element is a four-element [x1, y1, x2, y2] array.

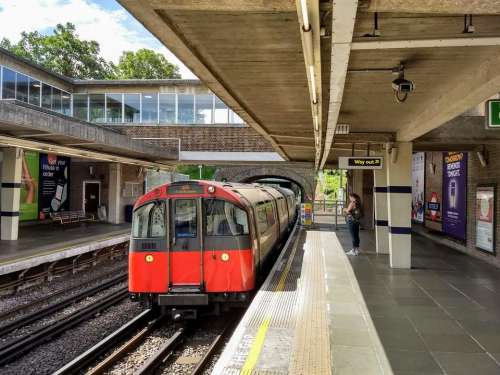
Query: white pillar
[[373, 159, 389, 254], [108, 163, 122, 224], [386, 142, 412, 268], [1, 147, 22, 240]]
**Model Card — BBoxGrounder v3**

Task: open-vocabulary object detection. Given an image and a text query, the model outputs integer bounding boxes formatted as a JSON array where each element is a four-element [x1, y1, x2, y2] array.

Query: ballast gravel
[[0, 299, 142, 375]]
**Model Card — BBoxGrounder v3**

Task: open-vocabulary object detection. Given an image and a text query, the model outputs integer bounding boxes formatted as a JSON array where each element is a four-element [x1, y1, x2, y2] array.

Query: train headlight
[[221, 253, 230, 262], [208, 185, 216, 194], [145, 254, 154, 263]]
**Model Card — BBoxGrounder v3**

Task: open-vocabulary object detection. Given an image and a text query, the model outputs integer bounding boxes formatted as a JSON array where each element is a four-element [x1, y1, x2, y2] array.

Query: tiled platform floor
[[332, 228, 500, 375], [0, 222, 130, 264]]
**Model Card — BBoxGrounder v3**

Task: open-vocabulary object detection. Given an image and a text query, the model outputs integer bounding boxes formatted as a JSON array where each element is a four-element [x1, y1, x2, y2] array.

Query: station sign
[[486, 100, 500, 128], [338, 156, 383, 170]]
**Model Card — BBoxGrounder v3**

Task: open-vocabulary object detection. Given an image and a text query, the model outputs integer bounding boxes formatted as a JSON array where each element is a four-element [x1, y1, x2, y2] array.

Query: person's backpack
[[351, 204, 363, 222]]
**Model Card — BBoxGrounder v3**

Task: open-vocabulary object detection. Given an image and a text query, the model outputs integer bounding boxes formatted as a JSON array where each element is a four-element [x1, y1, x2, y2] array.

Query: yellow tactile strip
[[212, 228, 332, 375], [289, 231, 332, 375]]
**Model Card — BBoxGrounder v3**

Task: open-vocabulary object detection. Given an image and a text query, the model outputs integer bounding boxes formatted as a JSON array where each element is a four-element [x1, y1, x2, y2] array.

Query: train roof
[[135, 180, 295, 209]]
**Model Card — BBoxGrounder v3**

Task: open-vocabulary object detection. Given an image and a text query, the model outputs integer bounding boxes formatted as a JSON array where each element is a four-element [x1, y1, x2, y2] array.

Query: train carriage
[[129, 180, 296, 319]]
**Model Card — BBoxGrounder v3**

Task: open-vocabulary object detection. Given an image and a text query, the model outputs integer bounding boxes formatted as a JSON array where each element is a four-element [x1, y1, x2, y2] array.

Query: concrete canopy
[[120, 0, 500, 167]]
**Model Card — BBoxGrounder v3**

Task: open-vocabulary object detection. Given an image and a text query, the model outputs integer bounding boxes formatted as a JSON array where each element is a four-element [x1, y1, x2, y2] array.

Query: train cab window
[[132, 202, 166, 238], [150, 202, 166, 238], [205, 199, 249, 236], [174, 199, 197, 238]]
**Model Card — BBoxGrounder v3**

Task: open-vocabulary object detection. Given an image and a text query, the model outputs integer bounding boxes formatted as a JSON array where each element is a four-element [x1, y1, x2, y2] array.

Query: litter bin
[[125, 205, 134, 223]]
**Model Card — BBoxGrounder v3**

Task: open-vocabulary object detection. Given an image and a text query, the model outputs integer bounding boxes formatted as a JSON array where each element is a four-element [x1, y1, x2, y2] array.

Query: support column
[[108, 163, 122, 224], [386, 142, 412, 268], [373, 159, 389, 254], [1, 147, 22, 240]]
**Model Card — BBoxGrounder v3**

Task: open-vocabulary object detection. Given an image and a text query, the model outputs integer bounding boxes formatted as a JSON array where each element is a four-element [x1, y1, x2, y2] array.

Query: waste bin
[[125, 205, 134, 223]]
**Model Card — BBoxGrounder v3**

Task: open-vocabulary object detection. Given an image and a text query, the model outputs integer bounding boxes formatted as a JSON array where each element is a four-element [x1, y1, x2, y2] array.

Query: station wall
[[417, 149, 500, 268]]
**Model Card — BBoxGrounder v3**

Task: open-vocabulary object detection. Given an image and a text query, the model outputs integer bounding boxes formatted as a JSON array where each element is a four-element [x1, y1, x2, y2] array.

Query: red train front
[[128, 180, 296, 319]]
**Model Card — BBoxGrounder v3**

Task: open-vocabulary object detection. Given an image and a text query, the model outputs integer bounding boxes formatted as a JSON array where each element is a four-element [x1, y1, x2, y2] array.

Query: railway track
[[53, 312, 237, 375], [0, 272, 127, 337], [0, 286, 129, 366]]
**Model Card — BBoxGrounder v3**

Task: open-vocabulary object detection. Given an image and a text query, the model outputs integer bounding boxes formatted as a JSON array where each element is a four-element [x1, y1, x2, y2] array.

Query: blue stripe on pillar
[[0, 211, 20, 217], [374, 186, 387, 193], [376, 220, 388, 227], [387, 186, 412, 194], [1, 182, 21, 188], [389, 226, 411, 235]]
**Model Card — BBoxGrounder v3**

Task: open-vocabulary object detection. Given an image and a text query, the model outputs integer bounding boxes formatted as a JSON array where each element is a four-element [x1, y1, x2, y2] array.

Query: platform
[[213, 226, 500, 375], [0, 222, 130, 275]]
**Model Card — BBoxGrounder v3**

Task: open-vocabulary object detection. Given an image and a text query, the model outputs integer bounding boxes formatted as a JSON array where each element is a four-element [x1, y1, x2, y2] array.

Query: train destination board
[[338, 156, 383, 170]]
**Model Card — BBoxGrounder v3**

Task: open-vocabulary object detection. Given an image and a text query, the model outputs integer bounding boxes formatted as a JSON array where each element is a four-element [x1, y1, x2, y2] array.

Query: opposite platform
[[0, 222, 130, 275]]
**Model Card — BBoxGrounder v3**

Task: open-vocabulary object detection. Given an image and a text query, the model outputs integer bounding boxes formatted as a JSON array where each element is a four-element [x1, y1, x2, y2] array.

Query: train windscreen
[[132, 201, 166, 238]]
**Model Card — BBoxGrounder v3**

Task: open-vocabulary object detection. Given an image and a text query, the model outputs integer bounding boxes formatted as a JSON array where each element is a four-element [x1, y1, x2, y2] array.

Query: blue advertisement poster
[[38, 154, 70, 219], [442, 152, 467, 241]]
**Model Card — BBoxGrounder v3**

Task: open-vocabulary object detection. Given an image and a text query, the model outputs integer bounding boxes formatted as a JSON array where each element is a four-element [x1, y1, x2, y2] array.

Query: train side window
[[174, 199, 197, 238], [257, 206, 268, 235], [205, 199, 249, 236], [132, 203, 153, 238], [265, 205, 275, 226], [150, 202, 166, 238]]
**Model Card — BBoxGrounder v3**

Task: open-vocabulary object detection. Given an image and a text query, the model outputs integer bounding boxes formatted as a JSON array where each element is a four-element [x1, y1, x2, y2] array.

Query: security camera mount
[[391, 63, 415, 103]]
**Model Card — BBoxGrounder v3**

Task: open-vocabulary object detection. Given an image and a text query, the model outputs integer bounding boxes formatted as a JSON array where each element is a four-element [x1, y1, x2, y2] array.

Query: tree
[[116, 49, 180, 79], [176, 165, 216, 180], [0, 23, 116, 79]]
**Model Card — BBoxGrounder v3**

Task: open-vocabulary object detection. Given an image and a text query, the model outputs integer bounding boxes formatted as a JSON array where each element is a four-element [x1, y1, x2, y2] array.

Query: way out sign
[[338, 156, 383, 170], [486, 100, 500, 128]]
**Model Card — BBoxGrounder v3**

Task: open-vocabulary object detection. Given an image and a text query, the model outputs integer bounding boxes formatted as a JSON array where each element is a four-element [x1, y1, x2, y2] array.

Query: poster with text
[[475, 186, 495, 253], [20, 151, 39, 221], [442, 152, 467, 241], [38, 154, 70, 219], [425, 152, 443, 232], [412, 152, 425, 223]]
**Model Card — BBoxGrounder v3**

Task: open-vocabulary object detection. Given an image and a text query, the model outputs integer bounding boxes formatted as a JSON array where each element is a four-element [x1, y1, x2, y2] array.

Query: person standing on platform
[[344, 193, 363, 256]]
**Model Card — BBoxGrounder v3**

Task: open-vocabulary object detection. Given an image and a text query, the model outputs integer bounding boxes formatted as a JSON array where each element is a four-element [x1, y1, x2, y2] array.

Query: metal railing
[[312, 200, 346, 228]]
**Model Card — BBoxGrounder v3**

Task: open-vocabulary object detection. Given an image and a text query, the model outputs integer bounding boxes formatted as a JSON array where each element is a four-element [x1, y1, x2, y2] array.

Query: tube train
[[129, 180, 297, 319]]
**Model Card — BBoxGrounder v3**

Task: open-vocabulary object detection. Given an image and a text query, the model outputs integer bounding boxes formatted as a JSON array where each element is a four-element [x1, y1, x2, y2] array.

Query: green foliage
[[321, 169, 347, 200], [116, 49, 181, 79], [0, 23, 116, 79], [176, 165, 216, 180]]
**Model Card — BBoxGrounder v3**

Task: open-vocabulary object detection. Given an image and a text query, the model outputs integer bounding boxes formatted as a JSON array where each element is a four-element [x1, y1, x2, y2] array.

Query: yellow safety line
[[240, 230, 301, 375]]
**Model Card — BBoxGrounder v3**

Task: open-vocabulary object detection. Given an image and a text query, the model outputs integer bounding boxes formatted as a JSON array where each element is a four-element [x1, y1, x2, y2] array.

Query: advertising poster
[[442, 152, 467, 241], [38, 154, 70, 219], [300, 202, 313, 226], [20, 150, 39, 221], [476, 186, 495, 253], [412, 152, 425, 223], [425, 152, 443, 232]]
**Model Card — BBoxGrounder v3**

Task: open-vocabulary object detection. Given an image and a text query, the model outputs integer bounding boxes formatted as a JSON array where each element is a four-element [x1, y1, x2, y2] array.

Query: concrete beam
[[397, 53, 500, 141], [320, 0, 358, 169], [359, 0, 500, 14], [352, 37, 500, 50], [118, 0, 290, 161], [148, 0, 295, 12]]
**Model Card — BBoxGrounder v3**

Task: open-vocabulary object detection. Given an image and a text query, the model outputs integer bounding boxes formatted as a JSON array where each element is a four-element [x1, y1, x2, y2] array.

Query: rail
[[0, 287, 128, 366]]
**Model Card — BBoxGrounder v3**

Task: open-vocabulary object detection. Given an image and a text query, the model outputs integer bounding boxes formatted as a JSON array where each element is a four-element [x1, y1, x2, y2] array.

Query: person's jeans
[[347, 220, 360, 248]]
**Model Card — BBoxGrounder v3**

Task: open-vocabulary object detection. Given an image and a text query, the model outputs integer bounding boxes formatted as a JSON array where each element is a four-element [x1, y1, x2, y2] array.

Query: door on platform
[[169, 198, 203, 289], [83, 181, 100, 214]]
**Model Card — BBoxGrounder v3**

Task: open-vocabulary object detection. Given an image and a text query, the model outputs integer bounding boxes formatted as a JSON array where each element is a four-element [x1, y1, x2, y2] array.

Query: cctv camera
[[392, 77, 415, 93]]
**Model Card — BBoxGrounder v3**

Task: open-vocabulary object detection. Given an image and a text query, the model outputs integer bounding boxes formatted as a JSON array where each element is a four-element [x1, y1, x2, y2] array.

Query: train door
[[169, 198, 203, 291]]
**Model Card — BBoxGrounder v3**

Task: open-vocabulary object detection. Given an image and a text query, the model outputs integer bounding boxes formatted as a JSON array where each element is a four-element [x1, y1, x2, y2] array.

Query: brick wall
[[113, 126, 275, 152]]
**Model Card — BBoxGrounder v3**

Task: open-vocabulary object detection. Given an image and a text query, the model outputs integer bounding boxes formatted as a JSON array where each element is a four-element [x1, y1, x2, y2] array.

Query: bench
[[50, 210, 95, 224]]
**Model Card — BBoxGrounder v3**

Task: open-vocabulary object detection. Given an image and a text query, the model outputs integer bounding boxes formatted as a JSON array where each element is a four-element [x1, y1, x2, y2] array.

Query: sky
[[0, 0, 196, 78]]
